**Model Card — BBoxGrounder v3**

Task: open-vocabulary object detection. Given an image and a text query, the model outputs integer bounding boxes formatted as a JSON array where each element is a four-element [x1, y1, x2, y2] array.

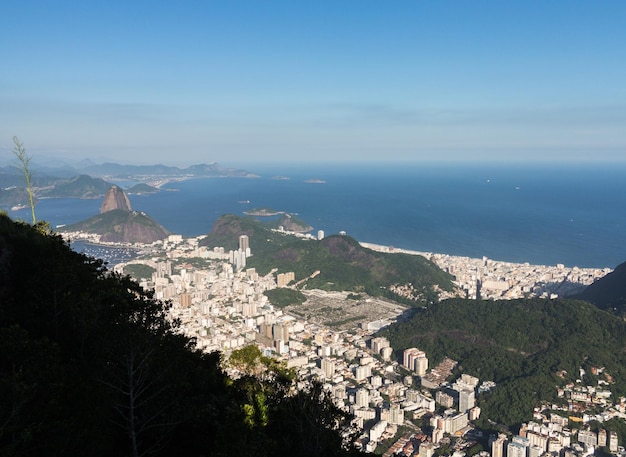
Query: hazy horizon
[[2, 1, 625, 165]]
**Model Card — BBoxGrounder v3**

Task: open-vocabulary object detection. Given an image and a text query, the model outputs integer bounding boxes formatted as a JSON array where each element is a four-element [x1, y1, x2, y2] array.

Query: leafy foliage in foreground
[[379, 298, 626, 427], [202, 214, 455, 305], [0, 214, 360, 457]]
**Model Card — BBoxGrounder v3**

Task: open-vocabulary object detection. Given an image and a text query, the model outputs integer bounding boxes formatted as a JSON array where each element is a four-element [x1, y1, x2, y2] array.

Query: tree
[[0, 213, 363, 456], [12, 137, 36, 224]]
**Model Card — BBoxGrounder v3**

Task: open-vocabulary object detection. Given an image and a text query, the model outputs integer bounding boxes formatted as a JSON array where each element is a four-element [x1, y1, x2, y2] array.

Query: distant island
[[304, 178, 326, 184], [126, 183, 159, 195], [272, 175, 290, 180], [243, 207, 284, 216]]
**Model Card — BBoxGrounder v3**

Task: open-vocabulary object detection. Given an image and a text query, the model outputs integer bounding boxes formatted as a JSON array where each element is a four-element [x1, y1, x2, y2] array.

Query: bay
[[9, 162, 626, 269]]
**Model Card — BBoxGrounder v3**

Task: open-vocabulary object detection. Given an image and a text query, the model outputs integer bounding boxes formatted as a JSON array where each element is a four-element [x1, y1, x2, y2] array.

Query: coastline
[[359, 241, 610, 300], [62, 225, 611, 301]]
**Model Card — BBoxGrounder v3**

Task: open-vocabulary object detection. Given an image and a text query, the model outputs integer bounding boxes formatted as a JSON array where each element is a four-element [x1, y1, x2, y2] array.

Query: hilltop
[[201, 214, 456, 305], [126, 183, 159, 194], [61, 209, 169, 243], [59, 186, 169, 243]]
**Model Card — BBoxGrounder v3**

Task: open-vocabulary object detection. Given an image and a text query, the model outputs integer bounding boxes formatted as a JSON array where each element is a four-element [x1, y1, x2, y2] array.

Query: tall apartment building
[[419, 442, 434, 457], [355, 365, 372, 381], [609, 431, 618, 453], [272, 323, 289, 342], [155, 260, 172, 278], [389, 404, 404, 425], [238, 235, 249, 253], [355, 388, 369, 408], [491, 434, 507, 457], [179, 293, 192, 308], [370, 337, 390, 355], [598, 429, 607, 447], [435, 391, 455, 408], [459, 389, 475, 412], [507, 441, 528, 457], [277, 271, 295, 287], [403, 347, 428, 375], [321, 358, 335, 378], [578, 429, 597, 449]]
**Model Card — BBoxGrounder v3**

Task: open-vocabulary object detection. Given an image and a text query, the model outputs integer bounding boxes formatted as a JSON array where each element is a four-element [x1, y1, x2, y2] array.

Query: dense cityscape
[[62, 228, 620, 456]]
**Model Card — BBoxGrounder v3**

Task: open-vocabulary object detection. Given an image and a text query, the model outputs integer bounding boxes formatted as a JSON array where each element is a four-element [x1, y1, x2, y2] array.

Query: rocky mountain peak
[[100, 185, 131, 213]]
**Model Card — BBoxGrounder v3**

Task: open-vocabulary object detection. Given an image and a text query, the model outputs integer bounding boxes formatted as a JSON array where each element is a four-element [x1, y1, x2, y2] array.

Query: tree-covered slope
[[380, 299, 626, 425], [379, 298, 626, 427], [201, 214, 456, 305], [0, 213, 360, 457]]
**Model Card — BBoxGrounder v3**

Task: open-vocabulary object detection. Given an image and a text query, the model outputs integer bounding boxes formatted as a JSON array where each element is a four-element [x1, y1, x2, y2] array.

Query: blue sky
[[1, 1, 625, 165]]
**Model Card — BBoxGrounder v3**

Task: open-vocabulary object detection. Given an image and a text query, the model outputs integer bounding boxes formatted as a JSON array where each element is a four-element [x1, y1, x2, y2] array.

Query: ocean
[[9, 162, 626, 269]]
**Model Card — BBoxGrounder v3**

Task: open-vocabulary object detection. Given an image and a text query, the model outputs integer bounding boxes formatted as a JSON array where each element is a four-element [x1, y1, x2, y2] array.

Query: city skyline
[[1, 1, 625, 166]]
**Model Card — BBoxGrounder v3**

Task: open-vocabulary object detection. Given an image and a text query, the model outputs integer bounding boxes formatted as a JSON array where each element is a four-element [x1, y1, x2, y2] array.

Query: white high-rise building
[[389, 404, 404, 425], [414, 356, 428, 376], [238, 235, 251, 257], [459, 389, 475, 412], [321, 358, 335, 378], [492, 434, 506, 457], [609, 431, 618, 453], [507, 441, 527, 457], [356, 388, 370, 407], [371, 337, 390, 355], [403, 347, 427, 372]]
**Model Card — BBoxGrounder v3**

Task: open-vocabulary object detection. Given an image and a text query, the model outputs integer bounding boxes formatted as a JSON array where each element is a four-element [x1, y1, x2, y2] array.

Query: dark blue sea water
[[9, 163, 626, 269]]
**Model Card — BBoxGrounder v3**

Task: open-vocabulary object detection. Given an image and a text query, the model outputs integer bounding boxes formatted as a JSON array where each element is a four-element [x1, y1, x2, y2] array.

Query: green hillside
[[379, 297, 626, 427], [201, 214, 456, 305], [60, 209, 169, 243]]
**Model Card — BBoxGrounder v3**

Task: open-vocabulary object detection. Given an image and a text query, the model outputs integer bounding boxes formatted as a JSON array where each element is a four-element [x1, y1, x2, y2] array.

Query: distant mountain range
[[79, 161, 258, 179], [0, 161, 255, 209]]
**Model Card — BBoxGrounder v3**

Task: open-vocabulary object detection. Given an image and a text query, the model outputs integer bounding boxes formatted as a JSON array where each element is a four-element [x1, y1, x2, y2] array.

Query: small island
[[304, 178, 326, 184], [126, 183, 159, 195], [243, 207, 284, 216]]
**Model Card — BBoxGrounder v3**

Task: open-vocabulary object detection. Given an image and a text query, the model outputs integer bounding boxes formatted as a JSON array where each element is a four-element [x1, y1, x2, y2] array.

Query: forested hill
[[378, 298, 626, 427], [201, 214, 456, 305], [0, 213, 360, 457]]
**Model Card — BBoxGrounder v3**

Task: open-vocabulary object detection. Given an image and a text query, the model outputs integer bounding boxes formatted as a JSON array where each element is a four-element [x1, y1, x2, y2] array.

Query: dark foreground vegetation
[[0, 214, 360, 457]]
